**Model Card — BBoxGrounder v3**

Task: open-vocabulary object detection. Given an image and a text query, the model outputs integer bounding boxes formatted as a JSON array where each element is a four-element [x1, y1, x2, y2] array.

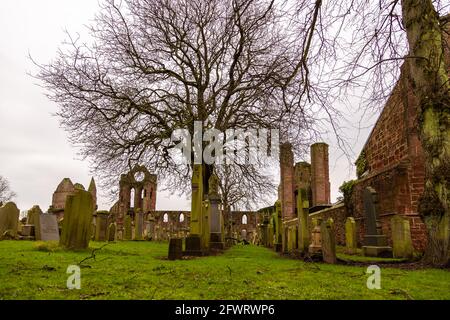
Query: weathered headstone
[[60, 190, 94, 249], [0, 202, 19, 239], [107, 222, 116, 242], [362, 187, 391, 257], [124, 215, 132, 240], [308, 217, 322, 254], [391, 215, 414, 259], [27, 205, 44, 239], [168, 238, 183, 260], [39, 214, 60, 241], [321, 218, 337, 263], [345, 217, 357, 254], [95, 212, 108, 241]]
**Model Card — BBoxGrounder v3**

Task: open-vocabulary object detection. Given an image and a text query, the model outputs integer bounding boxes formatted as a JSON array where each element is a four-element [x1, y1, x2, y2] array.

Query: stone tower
[[52, 178, 76, 212], [279, 142, 295, 220], [310, 143, 331, 210]]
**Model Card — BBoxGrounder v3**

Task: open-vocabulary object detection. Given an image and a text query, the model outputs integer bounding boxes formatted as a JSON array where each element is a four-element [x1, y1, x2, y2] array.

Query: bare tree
[[35, 0, 343, 207], [0, 176, 16, 204]]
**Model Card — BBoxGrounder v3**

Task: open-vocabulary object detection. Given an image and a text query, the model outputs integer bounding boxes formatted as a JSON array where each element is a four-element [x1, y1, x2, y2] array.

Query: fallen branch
[[78, 243, 110, 266]]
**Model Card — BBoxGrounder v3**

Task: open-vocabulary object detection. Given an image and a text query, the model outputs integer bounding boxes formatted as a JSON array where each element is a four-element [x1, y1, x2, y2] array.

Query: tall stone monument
[[361, 187, 392, 257], [185, 164, 204, 255], [208, 173, 224, 251]]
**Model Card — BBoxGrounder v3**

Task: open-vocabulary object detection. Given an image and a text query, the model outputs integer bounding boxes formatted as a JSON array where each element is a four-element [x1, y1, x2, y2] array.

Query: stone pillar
[[208, 174, 224, 251], [310, 143, 331, 207], [60, 190, 94, 250], [185, 164, 204, 255], [345, 217, 357, 254], [297, 188, 310, 253], [280, 143, 295, 220], [201, 200, 210, 251]]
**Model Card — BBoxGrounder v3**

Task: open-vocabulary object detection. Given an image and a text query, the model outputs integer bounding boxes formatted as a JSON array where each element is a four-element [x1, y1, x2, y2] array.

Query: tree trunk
[[402, 0, 450, 266]]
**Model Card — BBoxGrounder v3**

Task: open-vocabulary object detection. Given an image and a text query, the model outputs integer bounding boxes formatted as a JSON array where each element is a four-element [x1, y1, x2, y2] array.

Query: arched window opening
[[179, 213, 185, 223], [242, 214, 248, 225], [130, 188, 135, 209], [163, 213, 169, 223]]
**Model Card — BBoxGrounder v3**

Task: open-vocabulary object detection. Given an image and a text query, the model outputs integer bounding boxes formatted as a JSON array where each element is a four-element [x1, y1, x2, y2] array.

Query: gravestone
[[39, 214, 60, 241], [391, 215, 414, 259], [27, 206, 44, 240], [361, 187, 392, 257], [134, 210, 144, 240], [320, 218, 337, 263], [308, 217, 322, 254], [59, 190, 94, 250], [95, 212, 108, 241], [297, 188, 310, 253], [208, 174, 224, 251], [107, 222, 116, 242], [168, 238, 183, 260], [124, 215, 132, 240], [0, 202, 19, 239], [345, 217, 357, 254]]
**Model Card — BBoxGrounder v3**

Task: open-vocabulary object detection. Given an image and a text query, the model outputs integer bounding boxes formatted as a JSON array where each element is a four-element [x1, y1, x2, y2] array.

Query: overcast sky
[[0, 0, 375, 213]]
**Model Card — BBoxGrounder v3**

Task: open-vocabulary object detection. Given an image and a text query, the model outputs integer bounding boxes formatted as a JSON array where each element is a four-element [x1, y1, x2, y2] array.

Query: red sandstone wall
[[354, 62, 430, 252]]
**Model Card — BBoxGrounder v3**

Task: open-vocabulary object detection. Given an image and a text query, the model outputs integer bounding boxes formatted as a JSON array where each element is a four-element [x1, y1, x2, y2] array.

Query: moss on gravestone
[[59, 190, 94, 250]]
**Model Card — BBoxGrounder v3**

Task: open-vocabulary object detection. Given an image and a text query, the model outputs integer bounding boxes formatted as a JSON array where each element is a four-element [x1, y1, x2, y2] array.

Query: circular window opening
[[134, 171, 145, 182]]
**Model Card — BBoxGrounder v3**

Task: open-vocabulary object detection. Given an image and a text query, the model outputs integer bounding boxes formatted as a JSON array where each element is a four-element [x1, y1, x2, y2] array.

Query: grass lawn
[[0, 240, 448, 300]]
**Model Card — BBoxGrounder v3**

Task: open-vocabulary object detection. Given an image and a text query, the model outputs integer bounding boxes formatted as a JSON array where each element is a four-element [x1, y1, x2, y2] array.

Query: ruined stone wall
[[229, 211, 260, 240], [149, 211, 191, 239]]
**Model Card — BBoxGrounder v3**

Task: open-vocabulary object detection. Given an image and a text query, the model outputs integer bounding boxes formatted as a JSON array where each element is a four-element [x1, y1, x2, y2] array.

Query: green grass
[[0, 240, 448, 300]]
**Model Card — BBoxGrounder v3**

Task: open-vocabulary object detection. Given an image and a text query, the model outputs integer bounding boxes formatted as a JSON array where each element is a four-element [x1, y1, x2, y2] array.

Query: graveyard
[[1, 0, 450, 304], [1, 240, 449, 300]]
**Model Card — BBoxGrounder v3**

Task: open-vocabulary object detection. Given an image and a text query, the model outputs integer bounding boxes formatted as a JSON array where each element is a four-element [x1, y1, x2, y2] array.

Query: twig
[[78, 243, 110, 265]]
